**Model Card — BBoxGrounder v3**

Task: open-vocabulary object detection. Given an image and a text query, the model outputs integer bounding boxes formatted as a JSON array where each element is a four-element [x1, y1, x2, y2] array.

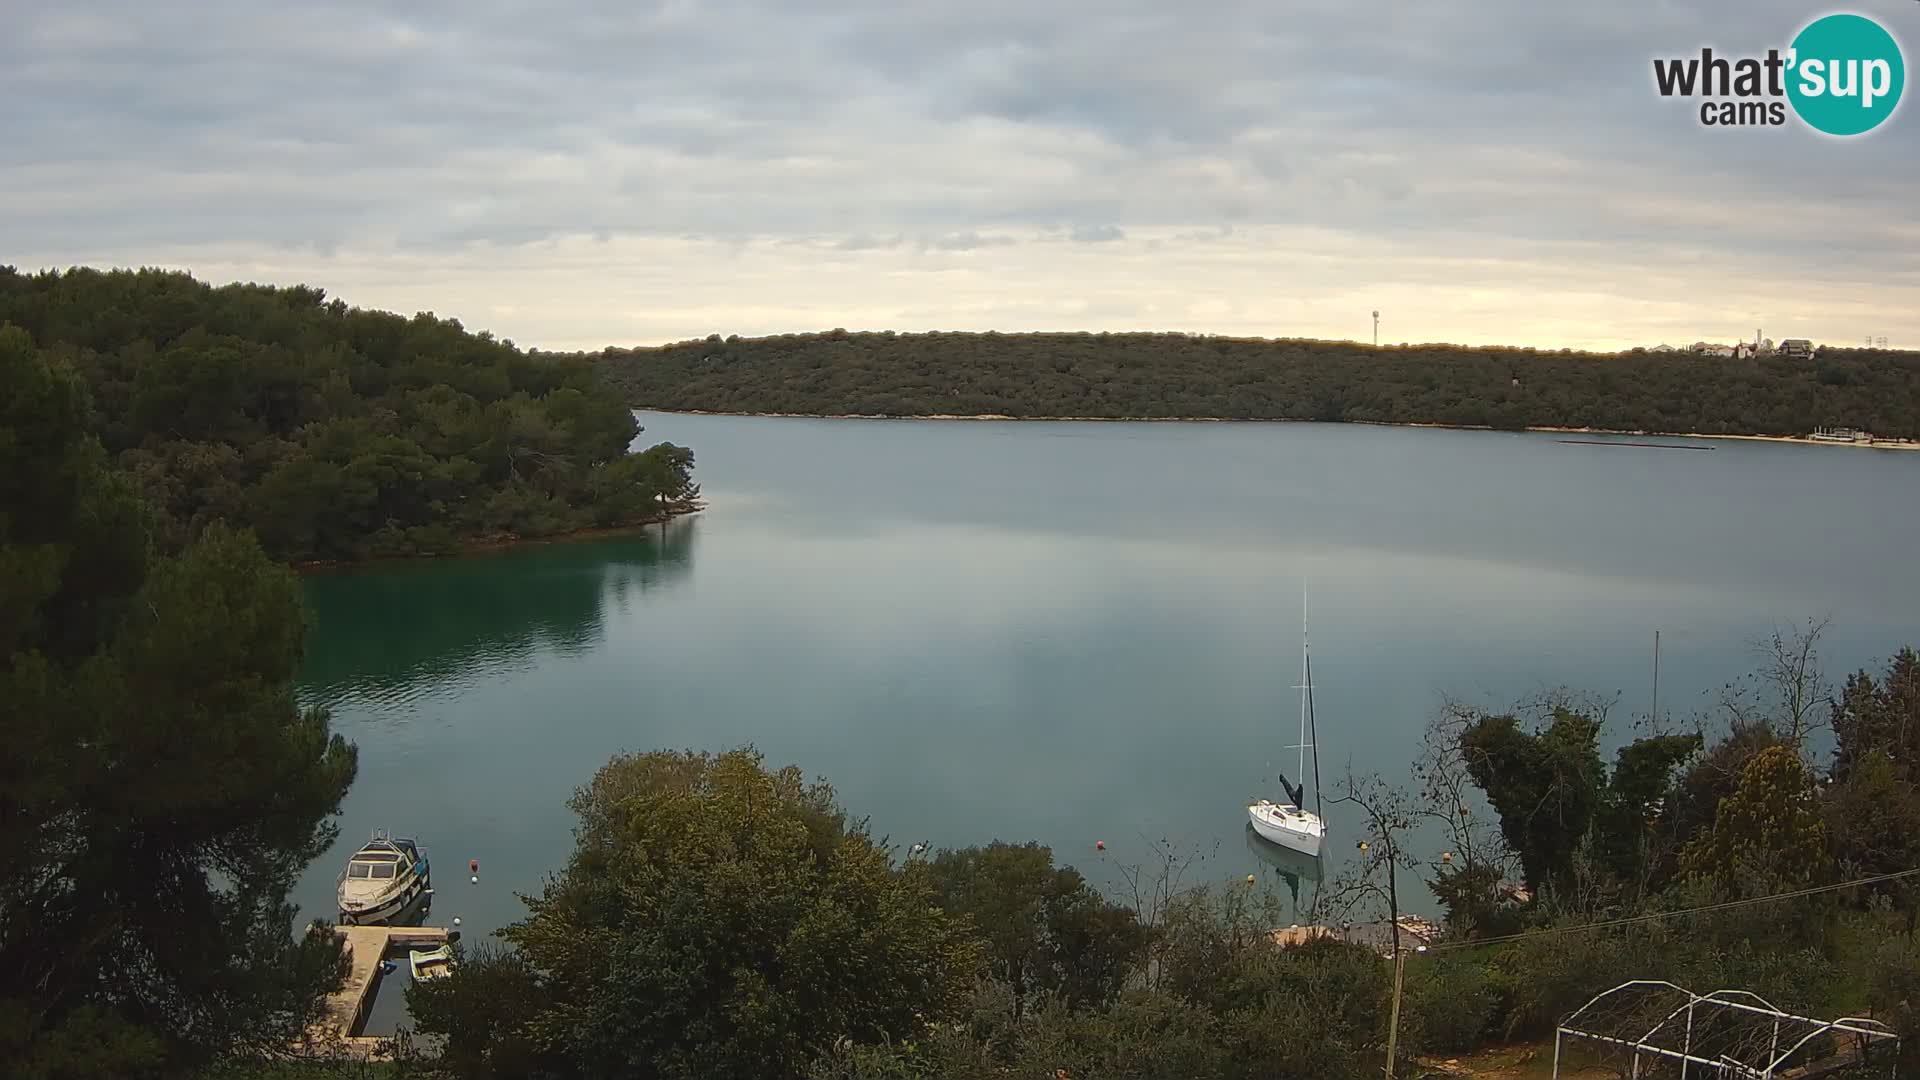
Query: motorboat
[[336, 831, 430, 926], [1247, 596, 1327, 858], [409, 944, 455, 981]]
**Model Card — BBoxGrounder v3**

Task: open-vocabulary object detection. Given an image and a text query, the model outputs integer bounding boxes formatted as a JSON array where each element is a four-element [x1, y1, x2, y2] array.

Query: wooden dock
[[1271, 916, 1439, 956], [306, 925, 449, 1058]]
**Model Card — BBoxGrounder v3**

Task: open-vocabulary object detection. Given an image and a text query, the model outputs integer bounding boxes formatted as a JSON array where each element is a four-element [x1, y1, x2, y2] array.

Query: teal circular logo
[[1787, 14, 1905, 135]]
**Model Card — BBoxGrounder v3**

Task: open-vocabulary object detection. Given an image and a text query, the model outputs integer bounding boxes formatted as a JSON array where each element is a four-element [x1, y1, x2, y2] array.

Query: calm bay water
[[293, 413, 1920, 1012]]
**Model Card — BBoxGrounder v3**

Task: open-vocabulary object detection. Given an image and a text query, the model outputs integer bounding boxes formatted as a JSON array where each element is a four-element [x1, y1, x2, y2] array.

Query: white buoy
[[471, 875, 479, 884], [452, 917, 462, 926]]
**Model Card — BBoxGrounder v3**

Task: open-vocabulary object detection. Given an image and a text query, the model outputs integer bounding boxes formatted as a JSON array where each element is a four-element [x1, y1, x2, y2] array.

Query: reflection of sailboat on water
[[1245, 823, 1324, 884], [1246, 823, 1323, 909]]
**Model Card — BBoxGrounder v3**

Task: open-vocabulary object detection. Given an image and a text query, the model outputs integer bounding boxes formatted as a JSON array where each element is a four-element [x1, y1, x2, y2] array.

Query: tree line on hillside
[[0, 267, 698, 564], [594, 330, 1920, 438]]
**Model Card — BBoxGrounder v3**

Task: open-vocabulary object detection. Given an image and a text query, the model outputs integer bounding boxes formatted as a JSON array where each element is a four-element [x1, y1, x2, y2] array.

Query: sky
[[4, 0, 1917, 352]]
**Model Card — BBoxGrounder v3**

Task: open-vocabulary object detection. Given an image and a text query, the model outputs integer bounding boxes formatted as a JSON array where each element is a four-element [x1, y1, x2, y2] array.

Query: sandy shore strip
[[639, 409, 1920, 451]]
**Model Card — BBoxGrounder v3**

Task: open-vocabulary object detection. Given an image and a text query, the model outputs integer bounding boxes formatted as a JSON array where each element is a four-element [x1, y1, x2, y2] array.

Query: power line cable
[[1425, 866, 1920, 954]]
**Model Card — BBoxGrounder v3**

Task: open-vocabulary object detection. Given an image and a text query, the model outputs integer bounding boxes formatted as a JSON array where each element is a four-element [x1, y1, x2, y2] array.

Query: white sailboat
[[1247, 601, 1325, 858]]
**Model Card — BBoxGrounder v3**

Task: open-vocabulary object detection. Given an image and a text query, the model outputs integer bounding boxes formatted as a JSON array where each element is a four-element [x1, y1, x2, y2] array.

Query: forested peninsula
[[0, 267, 697, 564], [594, 330, 1920, 439]]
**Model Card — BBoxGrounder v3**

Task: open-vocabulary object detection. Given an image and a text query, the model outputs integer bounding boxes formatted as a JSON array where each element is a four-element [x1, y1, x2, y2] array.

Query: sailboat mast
[[1307, 647, 1324, 822], [1297, 596, 1309, 786]]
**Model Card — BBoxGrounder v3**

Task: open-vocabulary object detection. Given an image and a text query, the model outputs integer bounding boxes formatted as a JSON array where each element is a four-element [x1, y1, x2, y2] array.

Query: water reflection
[[652, 413, 1911, 617], [298, 518, 697, 707], [1246, 824, 1324, 914]]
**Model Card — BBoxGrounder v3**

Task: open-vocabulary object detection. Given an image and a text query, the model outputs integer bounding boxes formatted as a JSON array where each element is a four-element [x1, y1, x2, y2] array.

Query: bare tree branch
[[1107, 834, 1218, 990], [1715, 616, 1834, 749], [1325, 770, 1419, 956]]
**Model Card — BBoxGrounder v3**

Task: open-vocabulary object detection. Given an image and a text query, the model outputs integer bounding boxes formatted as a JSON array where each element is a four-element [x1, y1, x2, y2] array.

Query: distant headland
[[587, 330, 1920, 445]]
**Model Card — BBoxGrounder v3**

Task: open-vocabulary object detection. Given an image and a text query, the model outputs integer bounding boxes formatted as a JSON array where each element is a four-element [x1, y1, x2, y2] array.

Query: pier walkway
[[306, 925, 449, 1058]]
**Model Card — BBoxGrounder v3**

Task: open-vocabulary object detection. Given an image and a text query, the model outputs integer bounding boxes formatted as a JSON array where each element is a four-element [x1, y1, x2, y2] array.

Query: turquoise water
[[294, 413, 1920, 1024]]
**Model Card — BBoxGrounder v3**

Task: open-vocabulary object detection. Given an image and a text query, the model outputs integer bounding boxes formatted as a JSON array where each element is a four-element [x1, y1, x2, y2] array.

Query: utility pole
[[1381, 829, 1406, 1076], [1386, 948, 1407, 1077], [1336, 779, 1419, 1077], [1652, 630, 1660, 723], [1384, 943, 1428, 1078], [1372, 310, 1380, 348]]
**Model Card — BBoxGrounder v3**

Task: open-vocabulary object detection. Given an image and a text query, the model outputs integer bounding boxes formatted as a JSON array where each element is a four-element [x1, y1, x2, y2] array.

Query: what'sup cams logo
[[1653, 12, 1905, 135]]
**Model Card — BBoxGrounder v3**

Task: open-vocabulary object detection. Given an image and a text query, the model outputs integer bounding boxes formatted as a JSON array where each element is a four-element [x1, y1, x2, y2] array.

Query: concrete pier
[[307, 925, 449, 1058]]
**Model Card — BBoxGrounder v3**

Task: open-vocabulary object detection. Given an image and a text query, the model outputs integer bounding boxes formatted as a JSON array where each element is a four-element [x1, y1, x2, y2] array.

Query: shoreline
[[636, 408, 1920, 451], [294, 504, 704, 574]]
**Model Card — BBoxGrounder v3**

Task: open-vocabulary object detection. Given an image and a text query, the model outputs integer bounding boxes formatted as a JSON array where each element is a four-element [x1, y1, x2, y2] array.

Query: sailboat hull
[[1248, 801, 1323, 858]]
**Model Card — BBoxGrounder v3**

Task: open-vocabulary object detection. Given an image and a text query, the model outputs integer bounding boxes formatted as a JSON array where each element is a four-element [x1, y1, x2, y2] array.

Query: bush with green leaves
[[409, 749, 980, 1080], [1401, 954, 1501, 1055], [810, 929, 1391, 1080], [925, 842, 1147, 1017]]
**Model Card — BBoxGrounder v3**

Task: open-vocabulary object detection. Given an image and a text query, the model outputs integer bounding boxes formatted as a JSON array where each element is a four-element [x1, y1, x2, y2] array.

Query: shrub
[[1404, 954, 1501, 1054]]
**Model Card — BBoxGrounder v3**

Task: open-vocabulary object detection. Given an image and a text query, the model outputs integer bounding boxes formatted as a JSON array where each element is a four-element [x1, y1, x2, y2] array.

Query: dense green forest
[[595, 330, 1920, 438], [3, 332, 359, 1078], [0, 267, 697, 564]]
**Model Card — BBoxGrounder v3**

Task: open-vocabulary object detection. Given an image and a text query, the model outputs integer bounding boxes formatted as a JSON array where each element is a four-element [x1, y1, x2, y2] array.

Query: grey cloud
[[835, 233, 905, 251], [1171, 225, 1236, 244], [1068, 225, 1125, 243], [920, 231, 1018, 251], [1, 0, 1915, 322]]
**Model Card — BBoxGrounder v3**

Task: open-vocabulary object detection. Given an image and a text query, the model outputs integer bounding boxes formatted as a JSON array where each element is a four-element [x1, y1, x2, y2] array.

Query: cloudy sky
[[5, 1, 1916, 351]]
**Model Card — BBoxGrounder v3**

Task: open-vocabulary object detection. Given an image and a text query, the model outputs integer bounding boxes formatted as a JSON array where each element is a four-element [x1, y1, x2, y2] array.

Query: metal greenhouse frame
[[1553, 980, 1900, 1078]]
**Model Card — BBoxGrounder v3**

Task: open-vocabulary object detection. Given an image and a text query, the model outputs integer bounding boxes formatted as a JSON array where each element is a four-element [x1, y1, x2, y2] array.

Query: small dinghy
[[409, 944, 455, 981]]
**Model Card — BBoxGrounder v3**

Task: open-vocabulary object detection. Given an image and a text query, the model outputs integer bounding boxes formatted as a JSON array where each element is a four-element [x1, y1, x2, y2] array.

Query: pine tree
[[0, 325, 359, 1078]]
